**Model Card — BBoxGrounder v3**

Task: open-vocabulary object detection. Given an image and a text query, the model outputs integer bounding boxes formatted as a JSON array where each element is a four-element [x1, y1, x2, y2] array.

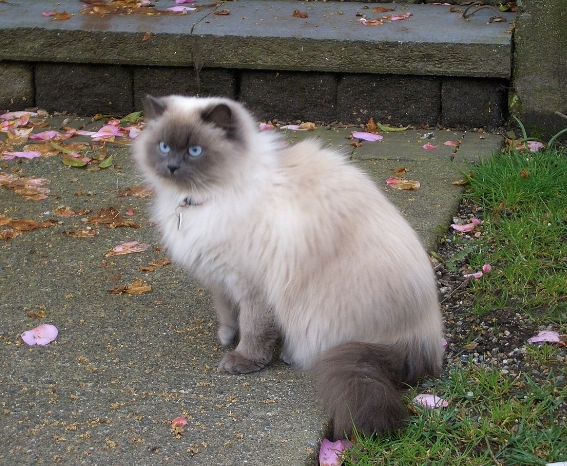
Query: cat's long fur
[[133, 95, 444, 439]]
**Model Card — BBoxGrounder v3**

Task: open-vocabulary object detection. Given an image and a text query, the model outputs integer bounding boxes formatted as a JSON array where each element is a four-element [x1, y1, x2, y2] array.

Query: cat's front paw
[[219, 351, 268, 374]]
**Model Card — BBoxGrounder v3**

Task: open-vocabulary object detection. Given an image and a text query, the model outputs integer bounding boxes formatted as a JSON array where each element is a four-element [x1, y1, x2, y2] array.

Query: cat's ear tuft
[[202, 103, 233, 130], [143, 95, 167, 120]]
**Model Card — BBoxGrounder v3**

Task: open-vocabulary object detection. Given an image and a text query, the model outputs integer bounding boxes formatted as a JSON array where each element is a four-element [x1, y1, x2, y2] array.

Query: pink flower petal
[[0, 111, 38, 120], [451, 223, 476, 232], [444, 140, 458, 147], [527, 330, 561, 344], [41, 11, 56, 17], [319, 438, 352, 466], [422, 143, 437, 150], [413, 394, 448, 409], [171, 416, 188, 427], [280, 124, 304, 131], [167, 5, 196, 11], [124, 126, 142, 139], [527, 141, 545, 153], [352, 131, 383, 142], [2, 151, 43, 160], [29, 130, 61, 141], [90, 124, 125, 140], [463, 271, 483, 279], [176, 0, 196, 3], [482, 263, 492, 273], [21, 324, 58, 346]]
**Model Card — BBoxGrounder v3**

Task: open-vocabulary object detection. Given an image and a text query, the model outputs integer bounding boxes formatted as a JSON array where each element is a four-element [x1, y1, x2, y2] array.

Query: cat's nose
[[167, 162, 180, 174]]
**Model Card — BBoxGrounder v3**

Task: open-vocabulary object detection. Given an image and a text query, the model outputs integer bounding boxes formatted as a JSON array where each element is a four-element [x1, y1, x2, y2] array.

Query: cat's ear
[[143, 95, 167, 120], [202, 103, 233, 130]]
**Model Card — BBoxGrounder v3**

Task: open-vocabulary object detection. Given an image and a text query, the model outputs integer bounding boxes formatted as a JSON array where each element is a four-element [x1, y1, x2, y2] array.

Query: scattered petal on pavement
[[319, 438, 352, 466], [21, 324, 58, 346]]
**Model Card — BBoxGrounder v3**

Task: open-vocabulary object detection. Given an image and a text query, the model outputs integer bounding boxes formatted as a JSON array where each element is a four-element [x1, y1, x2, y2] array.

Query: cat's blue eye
[[188, 145, 203, 157], [158, 141, 170, 154]]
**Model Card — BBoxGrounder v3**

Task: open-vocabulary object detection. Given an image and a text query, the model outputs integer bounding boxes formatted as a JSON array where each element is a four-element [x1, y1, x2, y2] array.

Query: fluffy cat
[[133, 95, 444, 440]]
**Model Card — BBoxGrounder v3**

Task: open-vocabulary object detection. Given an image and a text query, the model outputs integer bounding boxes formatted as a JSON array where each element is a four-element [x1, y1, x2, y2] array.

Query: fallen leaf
[[62, 153, 90, 167], [377, 122, 410, 132], [64, 228, 99, 238], [105, 241, 150, 257], [359, 18, 383, 26], [108, 278, 152, 295], [299, 122, 316, 131], [21, 324, 58, 346], [117, 186, 154, 198], [386, 177, 420, 190], [391, 167, 408, 175], [319, 438, 352, 466], [383, 12, 413, 21], [54, 11, 73, 20], [55, 206, 76, 217], [451, 179, 469, 186], [292, 9, 308, 18], [9, 218, 54, 231], [463, 342, 478, 350], [98, 155, 114, 169], [372, 6, 396, 13], [413, 394, 448, 409], [214, 8, 230, 15], [519, 168, 529, 179], [87, 207, 140, 228], [0, 229, 22, 240]]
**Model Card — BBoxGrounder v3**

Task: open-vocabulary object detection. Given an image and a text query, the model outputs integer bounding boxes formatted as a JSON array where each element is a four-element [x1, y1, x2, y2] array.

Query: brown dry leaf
[[0, 215, 11, 226], [139, 265, 155, 272], [9, 218, 54, 231], [214, 8, 230, 15], [117, 186, 154, 198], [142, 31, 152, 41], [64, 228, 99, 238], [292, 9, 308, 18], [372, 6, 396, 13], [298, 122, 316, 131], [55, 206, 76, 217], [0, 172, 51, 201], [149, 259, 172, 267], [463, 342, 478, 350], [0, 229, 22, 240], [22, 143, 59, 157], [54, 11, 73, 20], [87, 207, 140, 229], [451, 179, 469, 186], [108, 279, 152, 295], [519, 168, 529, 179], [104, 241, 150, 257], [364, 117, 379, 134], [386, 177, 421, 191], [391, 167, 408, 175]]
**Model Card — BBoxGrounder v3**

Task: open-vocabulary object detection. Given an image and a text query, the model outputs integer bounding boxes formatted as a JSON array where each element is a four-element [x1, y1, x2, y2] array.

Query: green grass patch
[[462, 148, 567, 318], [342, 364, 567, 466]]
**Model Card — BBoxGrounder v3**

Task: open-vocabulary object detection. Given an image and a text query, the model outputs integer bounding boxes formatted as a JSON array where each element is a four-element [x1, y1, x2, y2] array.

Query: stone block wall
[[0, 62, 507, 129]]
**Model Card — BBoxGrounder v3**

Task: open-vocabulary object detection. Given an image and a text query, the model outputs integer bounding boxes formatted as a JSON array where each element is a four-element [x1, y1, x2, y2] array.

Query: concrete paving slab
[[0, 117, 503, 465], [0, 1, 514, 77]]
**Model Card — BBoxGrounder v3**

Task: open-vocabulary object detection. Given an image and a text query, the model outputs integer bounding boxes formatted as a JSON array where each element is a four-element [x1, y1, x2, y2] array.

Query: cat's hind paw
[[219, 351, 268, 374]]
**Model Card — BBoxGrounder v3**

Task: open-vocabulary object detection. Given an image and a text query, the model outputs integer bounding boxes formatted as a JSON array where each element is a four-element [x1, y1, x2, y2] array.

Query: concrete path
[[0, 117, 502, 465]]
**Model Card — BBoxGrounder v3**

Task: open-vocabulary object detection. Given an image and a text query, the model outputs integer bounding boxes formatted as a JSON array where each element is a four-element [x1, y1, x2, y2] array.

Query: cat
[[133, 94, 444, 440]]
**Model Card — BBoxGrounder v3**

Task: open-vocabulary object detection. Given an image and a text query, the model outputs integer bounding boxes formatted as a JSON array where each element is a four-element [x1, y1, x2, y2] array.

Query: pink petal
[[124, 126, 142, 139], [527, 141, 545, 153], [444, 140, 458, 147], [29, 130, 61, 141], [463, 271, 483, 279], [413, 394, 448, 409], [451, 223, 476, 232], [2, 151, 43, 160], [171, 416, 188, 427], [319, 438, 352, 466], [176, 0, 196, 3], [352, 131, 383, 142], [527, 330, 561, 344], [482, 263, 492, 273], [0, 111, 38, 120], [41, 11, 56, 17], [21, 324, 58, 346], [259, 122, 274, 131], [422, 143, 437, 150], [280, 124, 304, 131], [167, 5, 196, 11], [91, 124, 125, 140]]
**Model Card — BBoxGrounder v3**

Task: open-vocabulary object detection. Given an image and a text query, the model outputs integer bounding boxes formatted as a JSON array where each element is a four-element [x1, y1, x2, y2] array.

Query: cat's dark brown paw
[[218, 351, 268, 374]]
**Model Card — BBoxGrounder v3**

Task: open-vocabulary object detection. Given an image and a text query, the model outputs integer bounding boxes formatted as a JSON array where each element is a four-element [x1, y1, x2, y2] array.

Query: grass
[[343, 365, 566, 466], [462, 148, 567, 319], [340, 146, 567, 465]]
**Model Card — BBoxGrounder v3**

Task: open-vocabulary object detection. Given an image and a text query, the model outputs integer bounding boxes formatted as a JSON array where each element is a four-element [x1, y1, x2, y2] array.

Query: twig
[[484, 436, 503, 466], [555, 111, 567, 121]]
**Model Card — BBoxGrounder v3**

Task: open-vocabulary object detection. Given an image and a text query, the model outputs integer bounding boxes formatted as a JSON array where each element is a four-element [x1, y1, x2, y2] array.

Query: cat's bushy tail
[[313, 341, 440, 440]]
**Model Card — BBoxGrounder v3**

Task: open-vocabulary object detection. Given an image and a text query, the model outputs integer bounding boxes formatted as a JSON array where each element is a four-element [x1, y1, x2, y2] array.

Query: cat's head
[[133, 95, 258, 198]]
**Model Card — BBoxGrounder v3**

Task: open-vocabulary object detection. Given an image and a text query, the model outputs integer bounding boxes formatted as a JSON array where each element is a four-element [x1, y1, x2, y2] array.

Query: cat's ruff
[[133, 94, 444, 440]]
